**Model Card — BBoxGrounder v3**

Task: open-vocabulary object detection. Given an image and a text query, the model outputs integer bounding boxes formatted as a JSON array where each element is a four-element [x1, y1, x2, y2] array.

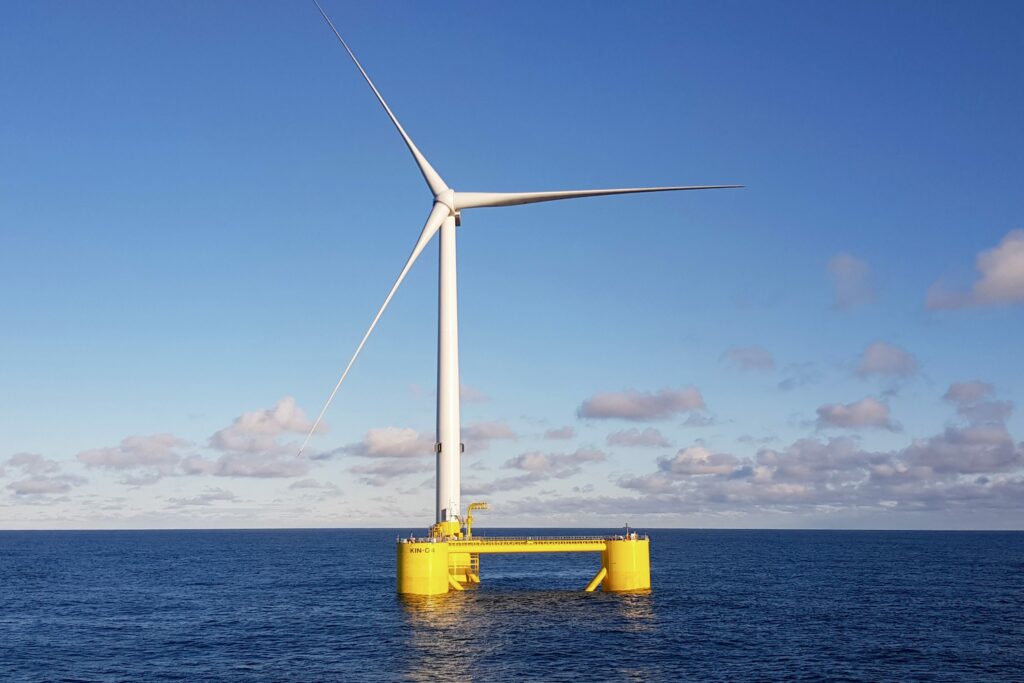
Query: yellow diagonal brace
[[584, 566, 607, 592]]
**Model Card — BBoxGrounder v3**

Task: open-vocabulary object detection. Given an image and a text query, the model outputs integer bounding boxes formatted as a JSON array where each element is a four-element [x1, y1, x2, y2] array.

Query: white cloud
[[77, 434, 187, 484], [607, 427, 671, 448], [460, 384, 489, 403], [351, 459, 432, 487], [179, 455, 217, 476], [544, 426, 575, 440], [187, 397, 322, 479], [531, 474, 1024, 522], [342, 423, 515, 486], [615, 472, 677, 494], [462, 474, 540, 495], [943, 381, 994, 405], [464, 449, 606, 495], [166, 488, 236, 508], [3, 453, 87, 498], [479, 382, 1024, 520], [463, 421, 517, 450], [66, 399, 319, 484], [120, 472, 165, 487], [902, 425, 1023, 475], [856, 341, 919, 378], [5, 452, 60, 476], [943, 381, 1013, 425], [577, 387, 705, 421], [758, 437, 881, 483], [828, 252, 876, 310], [209, 396, 318, 455], [341, 427, 434, 485], [288, 478, 337, 490], [504, 452, 556, 473], [778, 362, 819, 391], [162, 397, 321, 480], [682, 412, 716, 428], [659, 446, 738, 475], [927, 230, 1024, 309], [341, 422, 514, 485], [722, 346, 776, 371], [345, 422, 512, 461], [610, 384, 1024, 516], [200, 452, 309, 478], [614, 432, 1024, 511], [343, 427, 434, 458], [504, 448, 605, 474], [7, 474, 86, 497], [816, 397, 899, 431], [620, 437, 876, 503]]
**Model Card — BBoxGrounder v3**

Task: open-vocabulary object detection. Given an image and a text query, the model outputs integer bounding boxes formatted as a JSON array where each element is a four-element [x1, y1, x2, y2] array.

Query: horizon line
[[1, 526, 1021, 533]]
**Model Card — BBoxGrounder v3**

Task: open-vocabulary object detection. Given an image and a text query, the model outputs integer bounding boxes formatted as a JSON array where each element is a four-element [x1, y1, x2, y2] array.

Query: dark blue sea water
[[1, 529, 1022, 682]]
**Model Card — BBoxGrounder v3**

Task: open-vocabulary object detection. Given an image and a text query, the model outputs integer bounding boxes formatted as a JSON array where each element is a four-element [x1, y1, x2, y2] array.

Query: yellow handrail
[[465, 501, 489, 539]]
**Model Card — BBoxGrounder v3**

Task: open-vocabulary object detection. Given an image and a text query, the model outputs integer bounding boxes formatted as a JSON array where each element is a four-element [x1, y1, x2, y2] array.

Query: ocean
[[1, 529, 1021, 681]]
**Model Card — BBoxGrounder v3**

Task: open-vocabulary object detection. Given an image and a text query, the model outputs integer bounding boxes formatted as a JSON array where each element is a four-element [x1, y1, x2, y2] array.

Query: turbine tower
[[302, 2, 740, 544]]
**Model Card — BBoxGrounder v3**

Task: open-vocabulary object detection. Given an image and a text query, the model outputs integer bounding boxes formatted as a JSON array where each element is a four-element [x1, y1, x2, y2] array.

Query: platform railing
[[398, 533, 649, 544], [454, 535, 607, 543]]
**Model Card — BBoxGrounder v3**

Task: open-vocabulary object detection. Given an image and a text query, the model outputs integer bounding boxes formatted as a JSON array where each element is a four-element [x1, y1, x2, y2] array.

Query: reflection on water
[[614, 592, 656, 633], [398, 588, 655, 681], [399, 593, 475, 682], [399, 593, 468, 625]]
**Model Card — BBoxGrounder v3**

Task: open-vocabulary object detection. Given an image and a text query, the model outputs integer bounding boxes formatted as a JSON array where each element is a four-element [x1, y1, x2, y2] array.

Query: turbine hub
[[435, 189, 456, 214]]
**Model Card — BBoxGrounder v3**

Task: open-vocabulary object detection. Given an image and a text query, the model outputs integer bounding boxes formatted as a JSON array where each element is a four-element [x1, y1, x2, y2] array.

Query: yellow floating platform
[[396, 533, 651, 596]]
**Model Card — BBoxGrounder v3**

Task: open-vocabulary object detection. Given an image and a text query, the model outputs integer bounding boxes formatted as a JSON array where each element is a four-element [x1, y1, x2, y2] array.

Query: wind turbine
[[301, 1, 741, 533]]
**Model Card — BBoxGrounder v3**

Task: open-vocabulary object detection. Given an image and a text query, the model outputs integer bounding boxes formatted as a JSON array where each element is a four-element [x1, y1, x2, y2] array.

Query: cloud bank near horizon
[[4, 364, 1023, 528]]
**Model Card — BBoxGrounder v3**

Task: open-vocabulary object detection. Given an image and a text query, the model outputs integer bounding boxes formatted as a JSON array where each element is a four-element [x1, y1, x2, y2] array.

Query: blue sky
[[2, 1, 1023, 529]]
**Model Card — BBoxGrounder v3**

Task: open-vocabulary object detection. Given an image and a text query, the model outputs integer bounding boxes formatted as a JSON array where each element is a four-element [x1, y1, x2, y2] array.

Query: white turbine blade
[[454, 185, 743, 210], [298, 202, 450, 456], [312, 0, 448, 197]]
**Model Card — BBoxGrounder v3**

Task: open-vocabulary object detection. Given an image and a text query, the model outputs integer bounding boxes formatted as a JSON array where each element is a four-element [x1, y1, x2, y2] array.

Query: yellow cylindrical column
[[603, 537, 651, 592], [397, 540, 450, 595]]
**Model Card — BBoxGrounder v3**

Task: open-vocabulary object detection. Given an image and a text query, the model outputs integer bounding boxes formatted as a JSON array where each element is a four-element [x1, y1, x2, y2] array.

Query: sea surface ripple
[[1, 529, 1022, 682]]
